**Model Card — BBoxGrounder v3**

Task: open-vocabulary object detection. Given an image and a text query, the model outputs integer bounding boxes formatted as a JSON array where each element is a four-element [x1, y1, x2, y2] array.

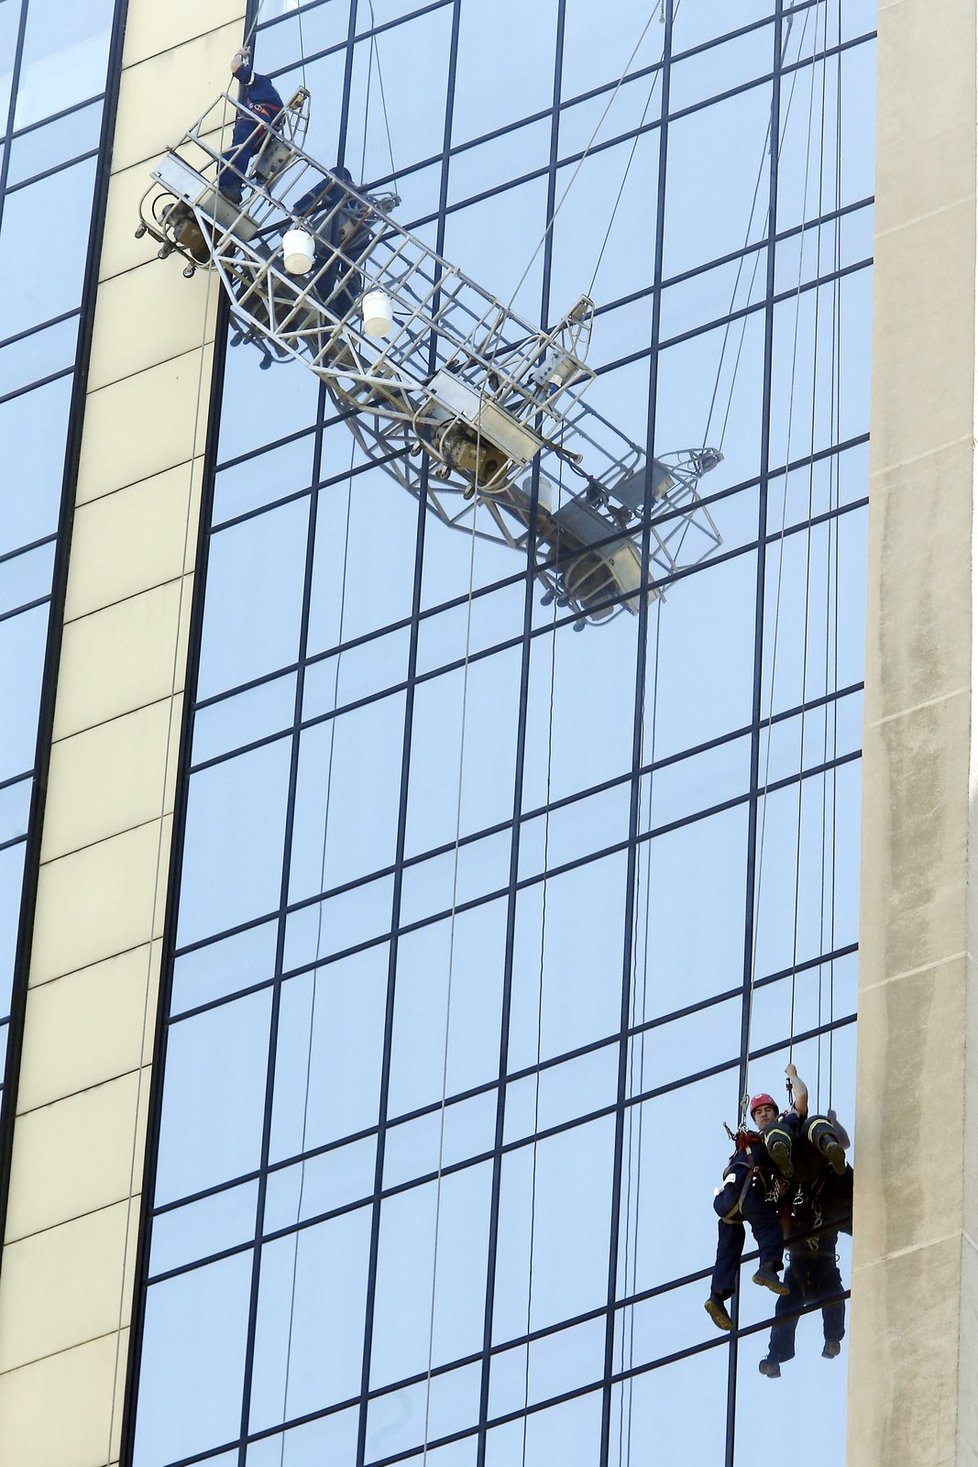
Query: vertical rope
[[616, 604, 661, 1467], [421, 444, 486, 1463]]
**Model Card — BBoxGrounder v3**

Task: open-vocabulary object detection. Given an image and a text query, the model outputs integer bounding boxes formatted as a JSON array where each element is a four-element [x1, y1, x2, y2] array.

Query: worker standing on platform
[[704, 1126, 790, 1332], [218, 48, 284, 204]]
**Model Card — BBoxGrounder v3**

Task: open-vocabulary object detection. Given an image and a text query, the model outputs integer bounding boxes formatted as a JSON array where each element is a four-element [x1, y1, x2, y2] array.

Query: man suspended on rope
[[758, 1217, 845, 1377], [704, 1130, 790, 1332], [754, 1064, 847, 1183], [218, 48, 284, 205]]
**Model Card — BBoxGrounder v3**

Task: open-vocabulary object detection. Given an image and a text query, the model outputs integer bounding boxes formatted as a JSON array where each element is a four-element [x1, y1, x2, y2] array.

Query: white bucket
[[362, 288, 394, 337], [283, 228, 315, 275]]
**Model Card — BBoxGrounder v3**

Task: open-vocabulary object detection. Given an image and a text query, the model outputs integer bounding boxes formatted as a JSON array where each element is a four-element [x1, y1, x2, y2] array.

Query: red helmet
[[749, 1093, 777, 1119]]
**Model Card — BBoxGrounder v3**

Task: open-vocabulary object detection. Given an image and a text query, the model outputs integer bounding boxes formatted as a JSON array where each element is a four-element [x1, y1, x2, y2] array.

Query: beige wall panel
[[29, 818, 171, 988], [74, 350, 212, 506], [87, 262, 219, 394], [16, 945, 160, 1113], [870, 202, 975, 466], [0, 1202, 133, 1373], [851, 0, 978, 1459], [848, 1231, 961, 1467], [850, 955, 965, 1259], [122, 0, 245, 69], [0, 0, 228, 1459], [64, 460, 203, 622], [866, 440, 974, 724], [112, 22, 246, 175], [872, 1, 976, 235], [4, 1074, 145, 1242], [40, 699, 182, 863], [859, 693, 969, 981], [52, 579, 191, 741], [0, 1332, 125, 1467], [958, 1233, 978, 1461]]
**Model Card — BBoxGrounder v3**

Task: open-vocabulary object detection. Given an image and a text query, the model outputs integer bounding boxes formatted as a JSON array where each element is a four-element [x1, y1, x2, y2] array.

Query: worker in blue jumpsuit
[[758, 1226, 845, 1376], [704, 1129, 790, 1331], [218, 49, 284, 204]]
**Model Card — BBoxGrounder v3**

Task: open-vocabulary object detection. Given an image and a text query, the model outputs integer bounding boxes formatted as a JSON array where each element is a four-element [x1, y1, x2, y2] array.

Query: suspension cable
[[504, 9, 661, 314], [422, 424, 487, 1462], [701, 10, 802, 455], [617, 603, 661, 1467], [365, 0, 400, 188], [586, 0, 686, 300], [518, 462, 564, 1467]]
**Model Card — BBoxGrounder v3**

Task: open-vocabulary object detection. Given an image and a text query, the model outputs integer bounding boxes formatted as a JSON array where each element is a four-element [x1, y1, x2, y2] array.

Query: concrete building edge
[[848, 0, 978, 1462], [0, 3, 246, 1463], [112, 27, 250, 1467], [112, 184, 235, 1467], [0, 0, 134, 1279]]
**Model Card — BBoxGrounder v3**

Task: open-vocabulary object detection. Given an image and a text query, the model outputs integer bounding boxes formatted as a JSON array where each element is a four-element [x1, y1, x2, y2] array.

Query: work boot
[[758, 1356, 781, 1378], [704, 1293, 733, 1331], [821, 1138, 846, 1175], [766, 1135, 794, 1178], [752, 1265, 790, 1296], [822, 1339, 841, 1359]]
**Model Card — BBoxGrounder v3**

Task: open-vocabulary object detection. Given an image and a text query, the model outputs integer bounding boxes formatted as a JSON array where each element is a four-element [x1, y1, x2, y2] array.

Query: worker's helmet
[[749, 1093, 777, 1120]]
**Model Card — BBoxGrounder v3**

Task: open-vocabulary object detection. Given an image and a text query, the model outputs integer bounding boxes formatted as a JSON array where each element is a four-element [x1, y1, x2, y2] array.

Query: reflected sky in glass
[[129, 2, 874, 1464]]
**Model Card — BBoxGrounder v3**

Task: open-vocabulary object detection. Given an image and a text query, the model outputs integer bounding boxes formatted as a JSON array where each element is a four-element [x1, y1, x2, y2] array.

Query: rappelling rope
[[784, 0, 829, 1070], [819, 0, 844, 1113], [783, 0, 845, 1113], [737, 3, 820, 1122]]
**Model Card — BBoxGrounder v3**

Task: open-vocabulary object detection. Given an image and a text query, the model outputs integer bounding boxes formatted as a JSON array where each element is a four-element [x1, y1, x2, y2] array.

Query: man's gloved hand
[[231, 47, 251, 74]]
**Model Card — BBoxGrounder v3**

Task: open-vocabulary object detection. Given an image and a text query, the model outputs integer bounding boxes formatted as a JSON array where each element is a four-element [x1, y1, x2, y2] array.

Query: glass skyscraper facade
[[0, 0, 119, 1153], [0, 2, 877, 1465]]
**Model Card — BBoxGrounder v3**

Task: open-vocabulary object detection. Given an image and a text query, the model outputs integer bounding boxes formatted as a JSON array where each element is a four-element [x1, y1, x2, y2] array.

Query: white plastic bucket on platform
[[283, 228, 315, 275], [362, 289, 394, 337]]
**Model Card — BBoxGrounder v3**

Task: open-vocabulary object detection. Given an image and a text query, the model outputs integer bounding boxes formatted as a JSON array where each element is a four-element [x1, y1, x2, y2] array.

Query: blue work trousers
[[711, 1178, 784, 1297], [768, 1252, 845, 1361]]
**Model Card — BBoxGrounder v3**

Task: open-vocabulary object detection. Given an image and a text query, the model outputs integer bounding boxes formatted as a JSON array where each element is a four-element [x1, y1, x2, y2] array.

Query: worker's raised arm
[[785, 1063, 808, 1118]]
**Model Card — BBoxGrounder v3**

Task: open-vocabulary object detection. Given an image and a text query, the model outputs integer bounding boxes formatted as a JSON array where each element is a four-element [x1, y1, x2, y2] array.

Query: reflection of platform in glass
[[137, 91, 723, 624]]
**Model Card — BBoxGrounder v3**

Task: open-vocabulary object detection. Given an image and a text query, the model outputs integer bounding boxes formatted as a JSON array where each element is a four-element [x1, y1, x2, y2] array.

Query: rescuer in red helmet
[[704, 1064, 853, 1332], [704, 1118, 789, 1332]]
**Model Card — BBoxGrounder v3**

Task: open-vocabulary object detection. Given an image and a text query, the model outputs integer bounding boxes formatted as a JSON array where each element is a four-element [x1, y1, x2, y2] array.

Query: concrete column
[[0, 3, 243, 1463], [848, 1, 978, 1464]]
